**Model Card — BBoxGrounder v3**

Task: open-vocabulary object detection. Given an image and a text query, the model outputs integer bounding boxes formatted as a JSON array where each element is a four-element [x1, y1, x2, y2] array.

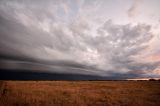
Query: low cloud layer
[[0, 0, 159, 79]]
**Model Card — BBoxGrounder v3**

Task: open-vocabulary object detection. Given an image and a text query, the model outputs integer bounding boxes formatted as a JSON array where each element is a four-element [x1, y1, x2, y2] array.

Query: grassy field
[[0, 81, 160, 106]]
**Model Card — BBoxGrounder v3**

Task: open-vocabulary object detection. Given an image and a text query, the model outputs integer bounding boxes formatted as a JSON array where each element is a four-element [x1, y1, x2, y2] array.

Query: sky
[[0, 0, 160, 79]]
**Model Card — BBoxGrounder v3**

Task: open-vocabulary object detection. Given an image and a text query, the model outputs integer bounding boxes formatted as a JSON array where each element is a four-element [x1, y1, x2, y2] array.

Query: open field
[[0, 81, 160, 106]]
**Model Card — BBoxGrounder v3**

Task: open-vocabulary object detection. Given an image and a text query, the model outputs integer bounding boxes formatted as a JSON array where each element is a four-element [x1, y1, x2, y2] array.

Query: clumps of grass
[[0, 81, 160, 106], [0, 81, 8, 96]]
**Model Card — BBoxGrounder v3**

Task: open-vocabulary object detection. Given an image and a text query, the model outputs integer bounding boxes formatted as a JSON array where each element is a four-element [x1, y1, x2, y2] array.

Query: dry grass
[[0, 80, 160, 106]]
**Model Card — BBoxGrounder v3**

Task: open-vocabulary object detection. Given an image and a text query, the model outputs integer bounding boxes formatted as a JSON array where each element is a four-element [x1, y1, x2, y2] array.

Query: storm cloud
[[0, 0, 159, 79]]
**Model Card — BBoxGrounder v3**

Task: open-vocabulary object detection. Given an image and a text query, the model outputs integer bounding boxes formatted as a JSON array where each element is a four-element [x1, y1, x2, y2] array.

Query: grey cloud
[[0, 15, 54, 60], [0, 0, 159, 79], [127, 0, 140, 18], [0, 60, 99, 75], [0, 1, 78, 61], [91, 20, 154, 73]]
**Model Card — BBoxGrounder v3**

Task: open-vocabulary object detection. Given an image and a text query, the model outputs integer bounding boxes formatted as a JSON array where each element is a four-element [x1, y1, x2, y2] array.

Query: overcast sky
[[0, 0, 160, 79]]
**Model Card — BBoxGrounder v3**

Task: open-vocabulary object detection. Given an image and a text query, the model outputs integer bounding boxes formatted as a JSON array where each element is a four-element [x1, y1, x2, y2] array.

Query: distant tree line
[[149, 78, 160, 81]]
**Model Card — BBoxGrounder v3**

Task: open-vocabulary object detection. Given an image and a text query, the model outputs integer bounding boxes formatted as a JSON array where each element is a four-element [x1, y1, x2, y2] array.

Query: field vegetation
[[0, 81, 160, 106]]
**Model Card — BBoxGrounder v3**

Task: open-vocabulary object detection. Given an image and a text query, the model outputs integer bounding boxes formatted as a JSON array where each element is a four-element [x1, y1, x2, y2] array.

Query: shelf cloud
[[0, 0, 160, 79]]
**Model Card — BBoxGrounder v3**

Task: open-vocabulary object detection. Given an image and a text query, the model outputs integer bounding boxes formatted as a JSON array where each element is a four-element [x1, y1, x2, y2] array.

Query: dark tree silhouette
[[149, 79, 156, 81]]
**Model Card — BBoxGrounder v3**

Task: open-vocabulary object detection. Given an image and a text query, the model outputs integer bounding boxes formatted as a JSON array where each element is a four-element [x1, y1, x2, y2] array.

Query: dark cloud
[[0, 0, 159, 79]]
